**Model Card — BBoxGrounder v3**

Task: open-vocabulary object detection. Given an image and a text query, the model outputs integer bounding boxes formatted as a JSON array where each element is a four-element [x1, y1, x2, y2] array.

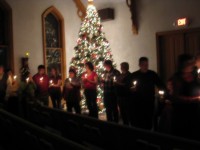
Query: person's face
[[85, 65, 90, 72], [7, 71, 12, 76], [39, 69, 45, 75], [182, 65, 194, 82], [0, 67, 4, 74], [104, 65, 111, 71], [69, 72, 75, 78], [120, 65, 126, 73], [196, 58, 200, 68], [51, 69, 56, 76], [139, 61, 148, 72]]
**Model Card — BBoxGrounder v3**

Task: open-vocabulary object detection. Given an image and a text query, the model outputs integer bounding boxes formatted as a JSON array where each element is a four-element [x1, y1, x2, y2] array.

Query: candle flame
[[133, 81, 137, 85], [198, 69, 200, 74], [13, 75, 17, 80], [158, 90, 165, 95], [26, 52, 29, 57], [40, 77, 44, 81], [26, 77, 29, 82], [113, 76, 116, 81]]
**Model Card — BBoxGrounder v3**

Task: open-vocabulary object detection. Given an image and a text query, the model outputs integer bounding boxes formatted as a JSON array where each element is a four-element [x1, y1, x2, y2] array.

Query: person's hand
[[130, 87, 137, 92], [12, 81, 16, 85], [66, 83, 73, 89], [165, 99, 171, 105]]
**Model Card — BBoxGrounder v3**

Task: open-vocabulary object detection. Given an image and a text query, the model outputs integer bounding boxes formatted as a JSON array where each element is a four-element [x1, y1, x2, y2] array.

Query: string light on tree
[[70, 0, 116, 113]]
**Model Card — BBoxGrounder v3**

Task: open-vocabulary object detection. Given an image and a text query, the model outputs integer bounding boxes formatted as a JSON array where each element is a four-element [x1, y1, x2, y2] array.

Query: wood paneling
[[0, 0, 13, 71], [157, 28, 200, 82]]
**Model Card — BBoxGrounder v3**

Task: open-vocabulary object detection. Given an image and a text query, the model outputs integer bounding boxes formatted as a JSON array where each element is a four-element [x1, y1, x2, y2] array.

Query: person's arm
[[87, 75, 98, 85], [87, 75, 98, 84], [62, 81, 66, 99], [154, 72, 166, 90], [71, 78, 81, 88], [5, 76, 12, 100], [52, 79, 62, 87]]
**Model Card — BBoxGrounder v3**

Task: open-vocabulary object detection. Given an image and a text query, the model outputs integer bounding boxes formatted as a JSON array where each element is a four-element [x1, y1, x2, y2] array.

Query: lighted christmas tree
[[70, 0, 116, 113]]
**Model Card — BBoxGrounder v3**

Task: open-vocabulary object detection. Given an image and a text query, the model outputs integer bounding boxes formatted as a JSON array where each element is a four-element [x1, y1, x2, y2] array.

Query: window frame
[[42, 6, 66, 81]]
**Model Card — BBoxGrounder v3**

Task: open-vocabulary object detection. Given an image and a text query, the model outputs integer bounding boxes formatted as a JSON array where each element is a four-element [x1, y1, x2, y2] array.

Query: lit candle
[[25, 52, 29, 58], [40, 77, 44, 82], [113, 76, 116, 82], [13, 75, 17, 80], [132, 80, 137, 88], [26, 77, 29, 83], [69, 78, 72, 83], [198, 69, 200, 74], [198, 69, 200, 78], [158, 90, 165, 99], [49, 80, 54, 86], [85, 74, 88, 78]]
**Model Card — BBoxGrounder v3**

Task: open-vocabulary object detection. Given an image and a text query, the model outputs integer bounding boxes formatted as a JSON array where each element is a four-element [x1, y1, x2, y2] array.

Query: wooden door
[[185, 32, 200, 55], [157, 28, 200, 82], [157, 34, 184, 82]]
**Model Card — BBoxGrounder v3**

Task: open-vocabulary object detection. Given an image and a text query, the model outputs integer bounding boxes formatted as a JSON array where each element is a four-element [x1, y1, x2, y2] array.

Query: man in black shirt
[[130, 57, 164, 130]]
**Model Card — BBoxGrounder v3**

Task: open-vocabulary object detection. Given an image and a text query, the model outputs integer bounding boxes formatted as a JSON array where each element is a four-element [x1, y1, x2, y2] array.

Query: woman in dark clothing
[[48, 68, 62, 109], [63, 68, 81, 114]]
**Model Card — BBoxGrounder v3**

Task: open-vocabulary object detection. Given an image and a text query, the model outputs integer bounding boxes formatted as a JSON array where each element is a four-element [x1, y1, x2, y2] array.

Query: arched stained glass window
[[42, 6, 66, 79]]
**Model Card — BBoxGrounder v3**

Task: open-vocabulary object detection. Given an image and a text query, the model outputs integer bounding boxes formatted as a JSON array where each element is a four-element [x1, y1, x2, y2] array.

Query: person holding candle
[[63, 67, 81, 114], [130, 57, 164, 130], [115, 62, 132, 125], [82, 62, 98, 118], [5, 69, 20, 115], [0, 65, 9, 104], [48, 67, 62, 109], [33, 65, 49, 106], [102, 60, 120, 123], [18, 72, 36, 118], [170, 54, 200, 140]]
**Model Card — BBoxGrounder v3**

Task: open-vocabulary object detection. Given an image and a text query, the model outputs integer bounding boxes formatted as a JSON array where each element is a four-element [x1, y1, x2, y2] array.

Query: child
[[63, 68, 81, 114]]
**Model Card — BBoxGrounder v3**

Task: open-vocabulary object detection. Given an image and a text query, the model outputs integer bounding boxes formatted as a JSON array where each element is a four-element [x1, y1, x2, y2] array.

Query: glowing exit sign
[[177, 18, 188, 26]]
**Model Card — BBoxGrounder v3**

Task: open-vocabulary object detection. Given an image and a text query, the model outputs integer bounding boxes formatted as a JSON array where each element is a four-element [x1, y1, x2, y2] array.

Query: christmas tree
[[70, 0, 115, 113]]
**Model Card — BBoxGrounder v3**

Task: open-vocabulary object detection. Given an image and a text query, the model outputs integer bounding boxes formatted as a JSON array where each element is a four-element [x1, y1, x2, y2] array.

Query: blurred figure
[[82, 62, 98, 118], [49, 68, 62, 109], [102, 60, 120, 123], [195, 53, 200, 69], [0, 65, 8, 104], [18, 72, 36, 118], [130, 57, 164, 130], [171, 54, 200, 140], [115, 62, 132, 125], [63, 68, 81, 114], [5, 69, 19, 115], [33, 65, 49, 106]]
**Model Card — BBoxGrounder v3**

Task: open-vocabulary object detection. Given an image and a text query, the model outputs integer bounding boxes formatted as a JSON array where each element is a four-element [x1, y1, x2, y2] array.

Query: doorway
[[0, 0, 13, 71], [156, 28, 200, 82]]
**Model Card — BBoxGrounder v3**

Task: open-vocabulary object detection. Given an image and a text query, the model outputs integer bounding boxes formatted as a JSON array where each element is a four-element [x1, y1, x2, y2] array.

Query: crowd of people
[[1, 54, 200, 141]]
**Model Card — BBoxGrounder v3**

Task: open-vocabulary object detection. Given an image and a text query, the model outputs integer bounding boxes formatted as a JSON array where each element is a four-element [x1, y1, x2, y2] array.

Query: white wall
[[5, 0, 81, 76], [95, 0, 200, 72], [4, 0, 200, 76]]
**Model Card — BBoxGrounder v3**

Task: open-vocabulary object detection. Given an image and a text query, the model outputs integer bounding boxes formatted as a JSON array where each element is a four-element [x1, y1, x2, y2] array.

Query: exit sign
[[177, 18, 188, 26]]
